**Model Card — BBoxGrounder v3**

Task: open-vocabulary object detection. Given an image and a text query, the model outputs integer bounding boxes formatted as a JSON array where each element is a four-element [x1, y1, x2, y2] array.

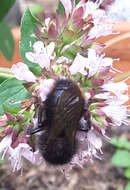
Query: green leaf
[[3, 104, 21, 115], [0, 78, 30, 115], [114, 72, 130, 82], [0, 0, 16, 21], [125, 182, 130, 190], [117, 187, 124, 190], [20, 9, 42, 75], [0, 67, 13, 84], [62, 29, 79, 44], [58, 1, 64, 16], [110, 138, 130, 150], [112, 150, 130, 168], [0, 21, 14, 61], [75, 0, 80, 5], [0, 154, 4, 164], [125, 168, 130, 179], [62, 45, 78, 60], [31, 4, 43, 15]]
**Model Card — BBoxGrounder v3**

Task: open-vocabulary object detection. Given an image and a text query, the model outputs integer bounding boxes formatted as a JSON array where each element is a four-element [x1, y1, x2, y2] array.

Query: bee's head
[[38, 132, 76, 165]]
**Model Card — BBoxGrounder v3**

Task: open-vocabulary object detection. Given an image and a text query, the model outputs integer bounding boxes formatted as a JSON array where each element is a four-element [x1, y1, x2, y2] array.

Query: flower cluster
[[0, 0, 129, 173]]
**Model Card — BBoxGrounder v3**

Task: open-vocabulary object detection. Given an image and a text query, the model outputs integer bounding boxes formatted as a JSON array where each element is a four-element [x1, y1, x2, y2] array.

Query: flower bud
[[5, 112, 14, 121], [92, 78, 104, 86], [5, 126, 12, 136]]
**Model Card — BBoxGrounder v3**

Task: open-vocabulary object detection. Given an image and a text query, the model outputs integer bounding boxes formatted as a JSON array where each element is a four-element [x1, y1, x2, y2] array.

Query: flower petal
[[102, 81, 128, 96], [0, 134, 12, 159], [60, 0, 72, 18], [69, 53, 88, 75], [38, 79, 55, 101], [11, 62, 37, 82]]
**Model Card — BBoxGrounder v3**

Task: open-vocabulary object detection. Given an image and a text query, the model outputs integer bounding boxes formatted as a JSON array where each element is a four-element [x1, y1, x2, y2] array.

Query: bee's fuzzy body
[[29, 79, 91, 165]]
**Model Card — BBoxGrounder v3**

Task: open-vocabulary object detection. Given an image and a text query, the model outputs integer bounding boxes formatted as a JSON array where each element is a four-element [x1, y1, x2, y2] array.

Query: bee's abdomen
[[39, 132, 76, 165]]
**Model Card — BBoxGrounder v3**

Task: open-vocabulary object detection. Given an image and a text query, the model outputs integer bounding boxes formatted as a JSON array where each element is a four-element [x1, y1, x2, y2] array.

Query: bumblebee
[[28, 79, 91, 165]]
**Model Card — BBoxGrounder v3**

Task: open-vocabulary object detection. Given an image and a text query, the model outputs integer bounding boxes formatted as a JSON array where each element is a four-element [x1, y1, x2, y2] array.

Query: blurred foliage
[[20, 9, 42, 75], [0, 154, 4, 164], [0, 78, 30, 115], [0, 22, 14, 61], [110, 137, 130, 190], [0, 0, 15, 21], [0, 0, 15, 62], [31, 4, 43, 15]]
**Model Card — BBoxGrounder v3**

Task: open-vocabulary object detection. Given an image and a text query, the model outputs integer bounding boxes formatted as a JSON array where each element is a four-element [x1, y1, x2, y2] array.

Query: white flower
[[102, 81, 128, 96], [75, 130, 102, 160], [87, 130, 102, 150], [26, 150, 43, 165], [56, 56, 71, 64], [26, 41, 55, 70], [38, 79, 55, 101], [101, 57, 114, 67], [92, 9, 106, 25], [9, 143, 32, 171], [83, 1, 99, 19], [9, 143, 43, 172], [87, 49, 114, 77], [94, 92, 110, 99], [69, 49, 114, 77], [69, 53, 88, 75], [86, 49, 102, 77], [102, 102, 128, 126], [0, 134, 12, 160], [11, 62, 37, 82], [60, 0, 72, 18], [88, 23, 113, 39]]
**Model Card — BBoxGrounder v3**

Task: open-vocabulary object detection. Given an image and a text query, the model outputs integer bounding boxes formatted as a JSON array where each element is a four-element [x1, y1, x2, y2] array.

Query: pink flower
[[0, 120, 6, 127], [92, 78, 104, 86], [5, 112, 14, 121], [26, 41, 55, 70], [38, 79, 55, 101], [5, 127, 13, 136], [11, 62, 37, 82]]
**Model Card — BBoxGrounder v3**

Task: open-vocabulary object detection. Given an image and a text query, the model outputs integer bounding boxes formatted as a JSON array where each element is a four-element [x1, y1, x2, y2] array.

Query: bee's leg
[[27, 103, 47, 135], [27, 125, 44, 135], [27, 120, 48, 135], [79, 116, 91, 132], [38, 102, 46, 127]]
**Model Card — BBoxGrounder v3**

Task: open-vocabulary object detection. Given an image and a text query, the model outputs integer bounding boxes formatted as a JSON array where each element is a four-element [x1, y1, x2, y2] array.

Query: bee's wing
[[48, 86, 84, 142]]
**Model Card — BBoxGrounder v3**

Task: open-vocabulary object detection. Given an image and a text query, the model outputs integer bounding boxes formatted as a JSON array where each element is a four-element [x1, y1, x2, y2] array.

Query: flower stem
[[114, 72, 130, 82], [0, 67, 13, 82], [104, 32, 130, 49]]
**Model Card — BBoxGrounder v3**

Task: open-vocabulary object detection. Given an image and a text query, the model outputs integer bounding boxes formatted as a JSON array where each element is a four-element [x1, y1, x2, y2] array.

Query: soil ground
[[0, 125, 129, 190]]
